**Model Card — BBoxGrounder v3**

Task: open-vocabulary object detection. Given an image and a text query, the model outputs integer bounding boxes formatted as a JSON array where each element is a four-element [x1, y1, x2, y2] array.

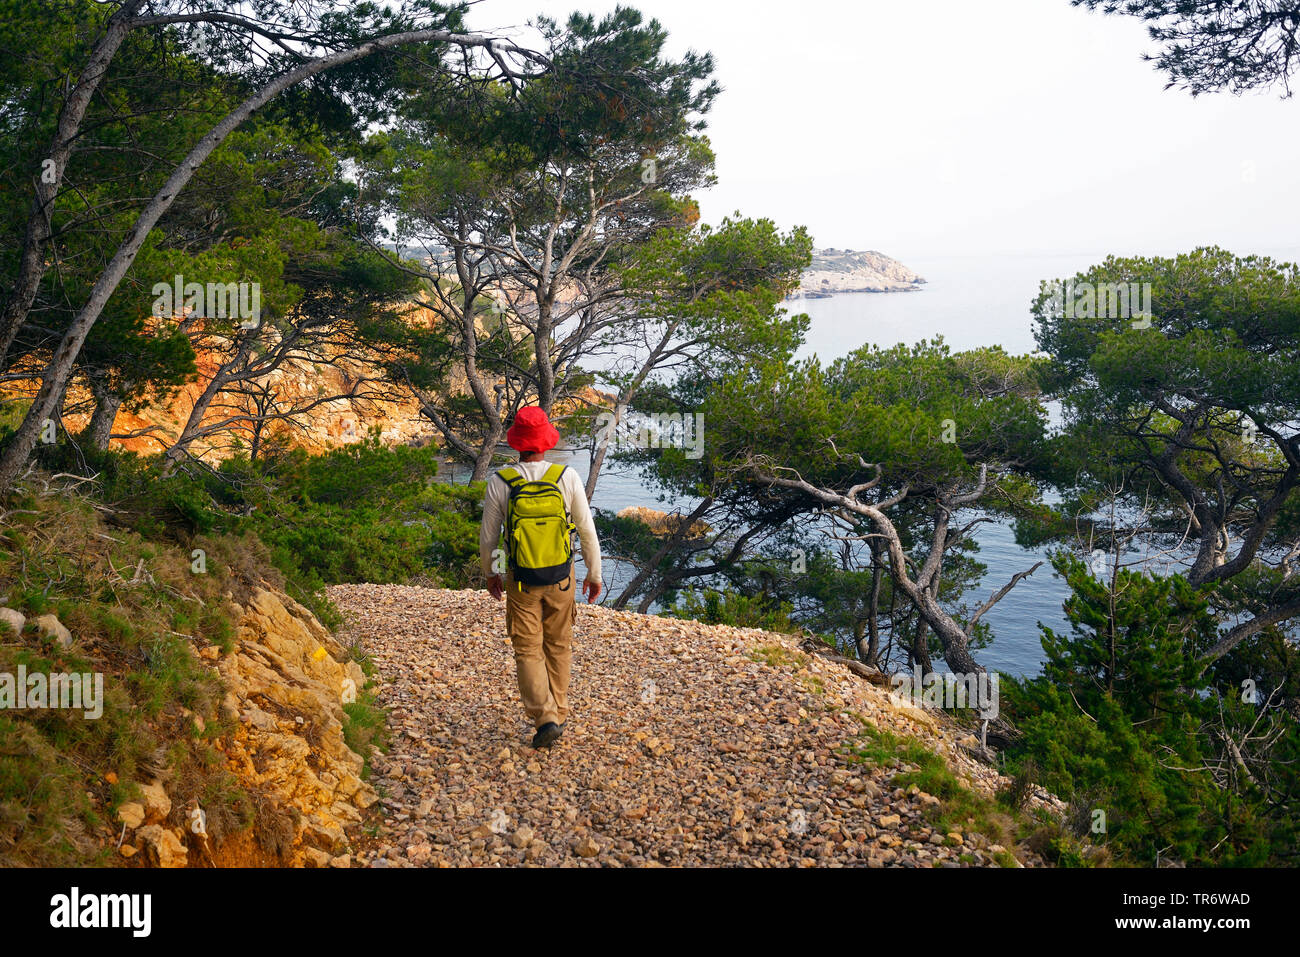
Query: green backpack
[[497, 464, 576, 587]]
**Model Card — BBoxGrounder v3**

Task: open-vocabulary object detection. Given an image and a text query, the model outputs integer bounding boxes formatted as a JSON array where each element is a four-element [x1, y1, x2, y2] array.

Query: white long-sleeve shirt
[[480, 460, 602, 586]]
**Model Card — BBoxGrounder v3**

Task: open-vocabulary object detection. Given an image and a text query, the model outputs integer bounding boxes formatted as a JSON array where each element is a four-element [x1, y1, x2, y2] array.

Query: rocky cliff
[[616, 505, 711, 539], [65, 347, 438, 459], [206, 588, 379, 867], [45, 324, 612, 464], [116, 588, 378, 868]]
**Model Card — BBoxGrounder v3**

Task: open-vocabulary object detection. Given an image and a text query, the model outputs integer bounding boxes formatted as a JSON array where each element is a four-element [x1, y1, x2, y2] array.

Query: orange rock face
[[5, 305, 616, 463], [7, 335, 436, 461]]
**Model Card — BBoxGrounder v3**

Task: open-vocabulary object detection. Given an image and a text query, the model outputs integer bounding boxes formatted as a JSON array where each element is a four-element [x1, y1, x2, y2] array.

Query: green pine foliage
[[1003, 555, 1300, 866], [664, 586, 797, 634]]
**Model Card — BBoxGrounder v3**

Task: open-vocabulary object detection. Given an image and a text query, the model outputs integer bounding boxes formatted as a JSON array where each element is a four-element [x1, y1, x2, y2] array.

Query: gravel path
[[328, 583, 1026, 868]]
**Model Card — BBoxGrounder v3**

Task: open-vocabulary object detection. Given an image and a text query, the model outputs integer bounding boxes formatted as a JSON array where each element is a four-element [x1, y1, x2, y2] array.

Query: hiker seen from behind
[[481, 407, 602, 749]]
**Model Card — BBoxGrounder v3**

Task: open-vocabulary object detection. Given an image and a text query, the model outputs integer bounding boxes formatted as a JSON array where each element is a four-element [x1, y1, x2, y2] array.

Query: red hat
[[506, 406, 560, 454]]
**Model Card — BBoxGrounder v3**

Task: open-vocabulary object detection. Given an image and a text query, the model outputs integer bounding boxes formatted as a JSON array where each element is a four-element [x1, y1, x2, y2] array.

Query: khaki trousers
[[505, 570, 576, 729]]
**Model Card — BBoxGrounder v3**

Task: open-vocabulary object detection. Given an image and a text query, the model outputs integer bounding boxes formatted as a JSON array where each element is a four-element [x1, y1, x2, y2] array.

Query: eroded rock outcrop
[[616, 506, 711, 539], [113, 586, 379, 868], [213, 588, 379, 865]]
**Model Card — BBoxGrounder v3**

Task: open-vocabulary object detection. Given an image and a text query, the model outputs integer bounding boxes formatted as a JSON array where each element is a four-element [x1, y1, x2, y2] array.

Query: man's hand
[[487, 575, 505, 602], [582, 579, 603, 604]]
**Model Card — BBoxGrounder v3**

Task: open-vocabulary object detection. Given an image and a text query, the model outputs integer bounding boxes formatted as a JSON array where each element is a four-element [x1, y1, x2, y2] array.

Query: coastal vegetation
[[0, 0, 1297, 868]]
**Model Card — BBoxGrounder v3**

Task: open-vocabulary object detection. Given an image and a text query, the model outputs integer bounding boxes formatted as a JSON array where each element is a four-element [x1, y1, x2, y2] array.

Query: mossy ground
[[841, 722, 1023, 867], [0, 477, 299, 864]]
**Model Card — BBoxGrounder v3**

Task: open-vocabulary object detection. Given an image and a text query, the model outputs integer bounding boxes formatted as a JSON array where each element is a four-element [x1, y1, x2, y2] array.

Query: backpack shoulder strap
[[542, 464, 573, 525], [496, 467, 524, 489]]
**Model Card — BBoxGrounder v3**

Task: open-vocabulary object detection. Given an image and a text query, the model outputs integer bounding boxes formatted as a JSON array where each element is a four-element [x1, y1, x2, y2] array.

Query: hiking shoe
[[532, 722, 564, 749]]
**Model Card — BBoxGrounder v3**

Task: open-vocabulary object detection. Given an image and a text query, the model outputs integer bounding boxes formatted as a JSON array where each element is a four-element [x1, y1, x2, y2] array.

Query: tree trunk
[[161, 331, 257, 475], [766, 472, 989, 675], [911, 619, 935, 674], [249, 419, 264, 462], [84, 387, 124, 451], [860, 541, 883, 667], [535, 293, 556, 414], [586, 330, 671, 501], [454, 249, 503, 483], [161, 372, 227, 475], [0, 2, 144, 370], [469, 425, 502, 483], [585, 402, 627, 501]]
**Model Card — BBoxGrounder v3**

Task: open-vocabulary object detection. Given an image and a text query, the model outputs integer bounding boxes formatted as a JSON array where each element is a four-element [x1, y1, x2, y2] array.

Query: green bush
[[1002, 554, 1300, 866], [24, 434, 484, 604], [663, 586, 797, 633], [225, 439, 483, 592]]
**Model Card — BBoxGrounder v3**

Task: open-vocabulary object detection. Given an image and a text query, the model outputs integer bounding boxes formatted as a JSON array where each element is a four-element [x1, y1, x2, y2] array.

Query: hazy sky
[[464, 0, 1300, 262]]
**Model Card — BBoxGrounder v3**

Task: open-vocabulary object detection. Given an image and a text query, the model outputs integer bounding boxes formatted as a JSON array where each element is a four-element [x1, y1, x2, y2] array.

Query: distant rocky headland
[[791, 248, 926, 299]]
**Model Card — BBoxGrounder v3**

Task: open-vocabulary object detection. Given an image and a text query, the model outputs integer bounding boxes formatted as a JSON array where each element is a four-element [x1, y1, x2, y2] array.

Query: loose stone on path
[[328, 584, 1031, 868]]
